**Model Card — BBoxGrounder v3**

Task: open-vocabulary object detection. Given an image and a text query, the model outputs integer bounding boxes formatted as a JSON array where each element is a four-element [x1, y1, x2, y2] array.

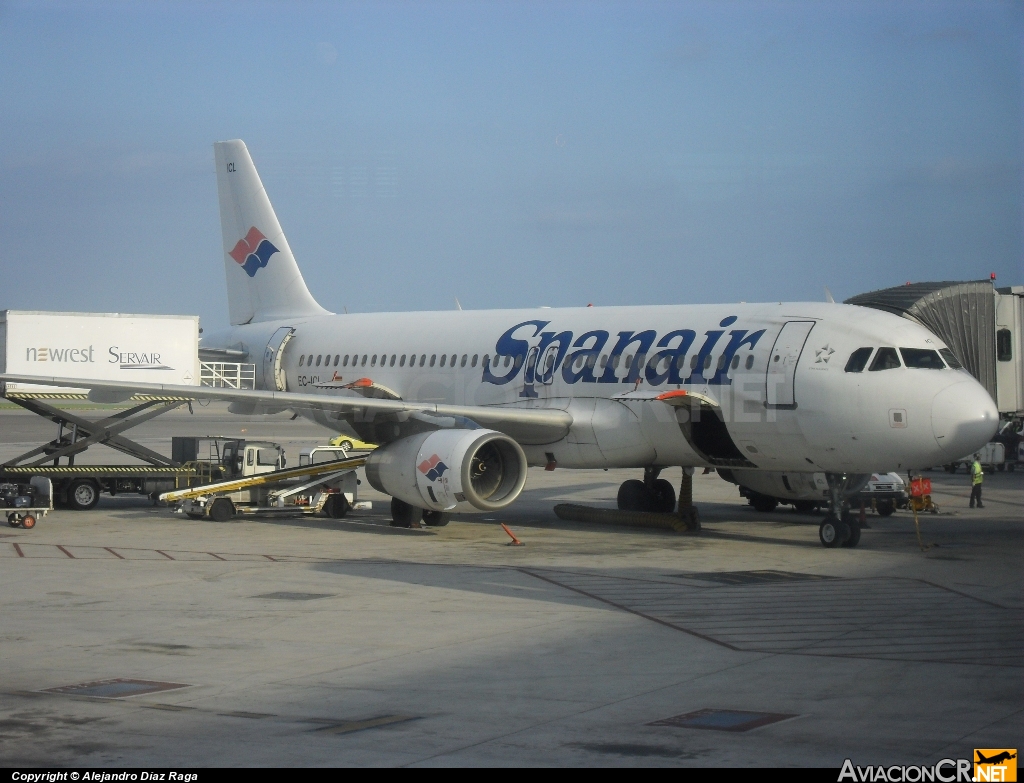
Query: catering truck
[[0, 311, 243, 510]]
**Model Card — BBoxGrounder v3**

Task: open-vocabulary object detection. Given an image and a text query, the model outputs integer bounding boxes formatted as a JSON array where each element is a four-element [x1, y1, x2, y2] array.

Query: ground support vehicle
[[942, 442, 1008, 474], [160, 454, 368, 522], [0, 395, 206, 509], [852, 472, 909, 517], [2, 477, 53, 529]]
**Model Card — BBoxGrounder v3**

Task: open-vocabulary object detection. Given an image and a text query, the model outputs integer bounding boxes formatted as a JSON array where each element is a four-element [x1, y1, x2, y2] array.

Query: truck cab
[[221, 439, 285, 479]]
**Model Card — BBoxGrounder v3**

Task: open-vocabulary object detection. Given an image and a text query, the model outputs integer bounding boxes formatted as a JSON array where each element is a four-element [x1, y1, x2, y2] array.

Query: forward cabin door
[[765, 321, 816, 408]]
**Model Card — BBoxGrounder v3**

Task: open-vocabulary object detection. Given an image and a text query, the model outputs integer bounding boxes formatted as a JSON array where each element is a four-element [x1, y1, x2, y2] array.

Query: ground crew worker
[[969, 454, 984, 509]]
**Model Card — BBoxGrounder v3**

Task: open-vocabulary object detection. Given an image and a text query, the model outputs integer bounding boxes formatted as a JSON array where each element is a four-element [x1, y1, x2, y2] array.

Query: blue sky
[[1, 0, 1020, 329]]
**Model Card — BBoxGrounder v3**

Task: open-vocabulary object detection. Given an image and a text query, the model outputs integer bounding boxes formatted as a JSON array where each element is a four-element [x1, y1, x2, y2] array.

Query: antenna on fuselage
[[824, 287, 835, 303], [455, 297, 463, 311]]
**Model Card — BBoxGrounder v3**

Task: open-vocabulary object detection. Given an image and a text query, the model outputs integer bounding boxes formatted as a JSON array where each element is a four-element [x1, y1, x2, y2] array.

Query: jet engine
[[365, 429, 528, 512]]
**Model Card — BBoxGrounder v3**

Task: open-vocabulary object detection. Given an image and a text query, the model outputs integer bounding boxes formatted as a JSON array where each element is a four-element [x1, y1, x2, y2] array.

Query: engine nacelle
[[364, 429, 528, 512]]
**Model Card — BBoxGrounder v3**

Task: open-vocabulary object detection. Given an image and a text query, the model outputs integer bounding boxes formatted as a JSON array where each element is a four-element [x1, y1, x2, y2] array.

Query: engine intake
[[365, 429, 528, 512]]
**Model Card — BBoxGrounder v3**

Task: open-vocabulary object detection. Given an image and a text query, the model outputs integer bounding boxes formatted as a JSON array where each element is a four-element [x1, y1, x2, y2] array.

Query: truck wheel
[[793, 500, 817, 514], [876, 500, 895, 517], [324, 494, 349, 519], [8, 514, 19, 528], [752, 494, 778, 513], [67, 479, 100, 511], [209, 498, 235, 522], [21, 515, 36, 530], [422, 510, 450, 527]]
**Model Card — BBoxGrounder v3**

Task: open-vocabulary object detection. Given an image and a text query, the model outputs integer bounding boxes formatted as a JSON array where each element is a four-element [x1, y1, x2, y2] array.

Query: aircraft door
[[261, 327, 295, 391], [765, 321, 815, 408]]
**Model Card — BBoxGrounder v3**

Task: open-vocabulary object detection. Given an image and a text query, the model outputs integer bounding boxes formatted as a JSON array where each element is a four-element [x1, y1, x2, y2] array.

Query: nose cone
[[932, 380, 999, 458]]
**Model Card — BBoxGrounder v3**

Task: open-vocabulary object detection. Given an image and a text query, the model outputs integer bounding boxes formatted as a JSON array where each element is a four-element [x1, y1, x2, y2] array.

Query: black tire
[[209, 498, 235, 522], [324, 494, 349, 519], [652, 478, 676, 513], [793, 500, 817, 514], [876, 500, 895, 517], [841, 522, 861, 548], [422, 510, 450, 527], [390, 497, 423, 528], [617, 479, 651, 512], [819, 519, 848, 548], [8, 514, 19, 528], [752, 494, 778, 513], [185, 512, 204, 520], [944, 464, 957, 473], [67, 479, 100, 511]]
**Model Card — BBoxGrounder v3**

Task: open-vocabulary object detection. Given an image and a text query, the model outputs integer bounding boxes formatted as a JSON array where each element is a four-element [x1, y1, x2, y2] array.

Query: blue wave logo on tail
[[229, 226, 279, 278]]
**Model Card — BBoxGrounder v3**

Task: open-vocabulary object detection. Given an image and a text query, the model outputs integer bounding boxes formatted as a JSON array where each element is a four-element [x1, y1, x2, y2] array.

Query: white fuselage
[[204, 300, 997, 475]]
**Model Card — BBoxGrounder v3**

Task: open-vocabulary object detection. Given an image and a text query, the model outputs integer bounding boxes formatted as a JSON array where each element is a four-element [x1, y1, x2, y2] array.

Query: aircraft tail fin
[[213, 140, 330, 325]]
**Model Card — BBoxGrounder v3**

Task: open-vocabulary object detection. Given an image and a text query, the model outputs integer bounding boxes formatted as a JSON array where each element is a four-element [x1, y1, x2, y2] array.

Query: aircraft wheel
[[752, 494, 778, 513], [652, 479, 676, 513], [21, 515, 36, 530], [819, 519, 849, 548], [67, 479, 100, 511], [390, 497, 423, 528], [875, 500, 895, 517], [209, 498, 235, 522], [617, 479, 651, 512], [324, 494, 349, 519], [422, 510, 450, 527], [841, 522, 861, 548]]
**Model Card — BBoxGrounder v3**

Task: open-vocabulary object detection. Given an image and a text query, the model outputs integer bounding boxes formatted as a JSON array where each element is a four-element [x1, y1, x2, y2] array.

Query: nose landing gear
[[820, 473, 862, 548]]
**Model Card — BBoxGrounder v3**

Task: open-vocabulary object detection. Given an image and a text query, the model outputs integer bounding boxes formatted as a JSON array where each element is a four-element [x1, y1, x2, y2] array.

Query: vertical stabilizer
[[214, 140, 330, 325]]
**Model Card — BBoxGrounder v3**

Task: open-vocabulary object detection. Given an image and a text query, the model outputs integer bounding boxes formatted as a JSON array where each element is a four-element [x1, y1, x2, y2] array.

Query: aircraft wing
[[0, 373, 572, 445]]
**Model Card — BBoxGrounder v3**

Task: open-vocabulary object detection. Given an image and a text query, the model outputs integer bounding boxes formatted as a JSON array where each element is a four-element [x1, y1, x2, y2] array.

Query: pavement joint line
[[12, 542, 24, 557], [104, 546, 125, 559], [56, 545, 75, 558], [155, 549, 175, 560]]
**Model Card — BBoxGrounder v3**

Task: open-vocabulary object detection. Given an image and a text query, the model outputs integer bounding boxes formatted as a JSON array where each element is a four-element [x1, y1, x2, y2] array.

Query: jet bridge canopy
[[845, 280, 997, 399]]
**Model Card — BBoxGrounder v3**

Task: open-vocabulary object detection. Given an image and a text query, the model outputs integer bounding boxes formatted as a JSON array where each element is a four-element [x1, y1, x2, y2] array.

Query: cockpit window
[[939, 348, 963, 369], [844, 347, 873, 373], [900, 348, 945, 369], [869, 347, 901, 371]]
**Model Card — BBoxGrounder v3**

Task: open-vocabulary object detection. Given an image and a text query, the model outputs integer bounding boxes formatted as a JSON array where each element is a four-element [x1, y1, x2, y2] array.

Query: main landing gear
[[617, 467, 677, 513], [616, 467, 700, 532], [818, 473, 861, 549], [389, 497, 450, 528]]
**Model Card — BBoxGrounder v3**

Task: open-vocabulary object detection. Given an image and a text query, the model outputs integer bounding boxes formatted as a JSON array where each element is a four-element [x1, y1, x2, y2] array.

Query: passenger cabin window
[[420, 354, 426, 366], [869, 347, 901, 371], [745, 355, 754, 370], [342, 355, 349, 366], [390, 355, 396, 367], [844, 347, 873, 373], [371, 355, 377, 367], [471, 355, 478, 367], [900, 348, 945, 369], [731, 355, 740, 370], [430, 355, 436, 367], [400, 355, 406, 367], [307, 355, 313, 366], [997, 329, 1012, 361], [482, 354, 489, 367], [361, 355, 367, 366], [461, 354, 467, 367], [299, 355, 305, 367], [334, 355, 340, 366], [939, 348, 962, 369], [440, 355, 446, 367], [316, 355, 322, 366], [690, 355, 698, 369]]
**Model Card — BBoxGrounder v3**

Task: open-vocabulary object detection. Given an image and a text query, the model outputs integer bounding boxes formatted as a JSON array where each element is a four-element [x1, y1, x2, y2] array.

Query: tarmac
[[0, 403, 1021, 767]]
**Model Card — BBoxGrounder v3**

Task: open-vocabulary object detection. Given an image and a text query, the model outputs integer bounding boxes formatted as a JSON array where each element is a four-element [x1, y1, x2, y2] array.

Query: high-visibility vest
[[971, 461, 983, 485]]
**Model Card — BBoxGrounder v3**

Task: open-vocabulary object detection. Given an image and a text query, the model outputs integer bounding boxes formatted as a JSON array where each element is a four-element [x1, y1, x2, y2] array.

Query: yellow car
[[329, 435, 378, 452]]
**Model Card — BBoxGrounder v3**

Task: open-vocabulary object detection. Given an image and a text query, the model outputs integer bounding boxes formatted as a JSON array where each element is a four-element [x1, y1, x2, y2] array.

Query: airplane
[[976, 752, 1016, 765], [0, 140, 999, 547]]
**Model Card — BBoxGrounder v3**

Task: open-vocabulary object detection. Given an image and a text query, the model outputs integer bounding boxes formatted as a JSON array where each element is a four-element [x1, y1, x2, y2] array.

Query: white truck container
[[0, 310, 200, 395]]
